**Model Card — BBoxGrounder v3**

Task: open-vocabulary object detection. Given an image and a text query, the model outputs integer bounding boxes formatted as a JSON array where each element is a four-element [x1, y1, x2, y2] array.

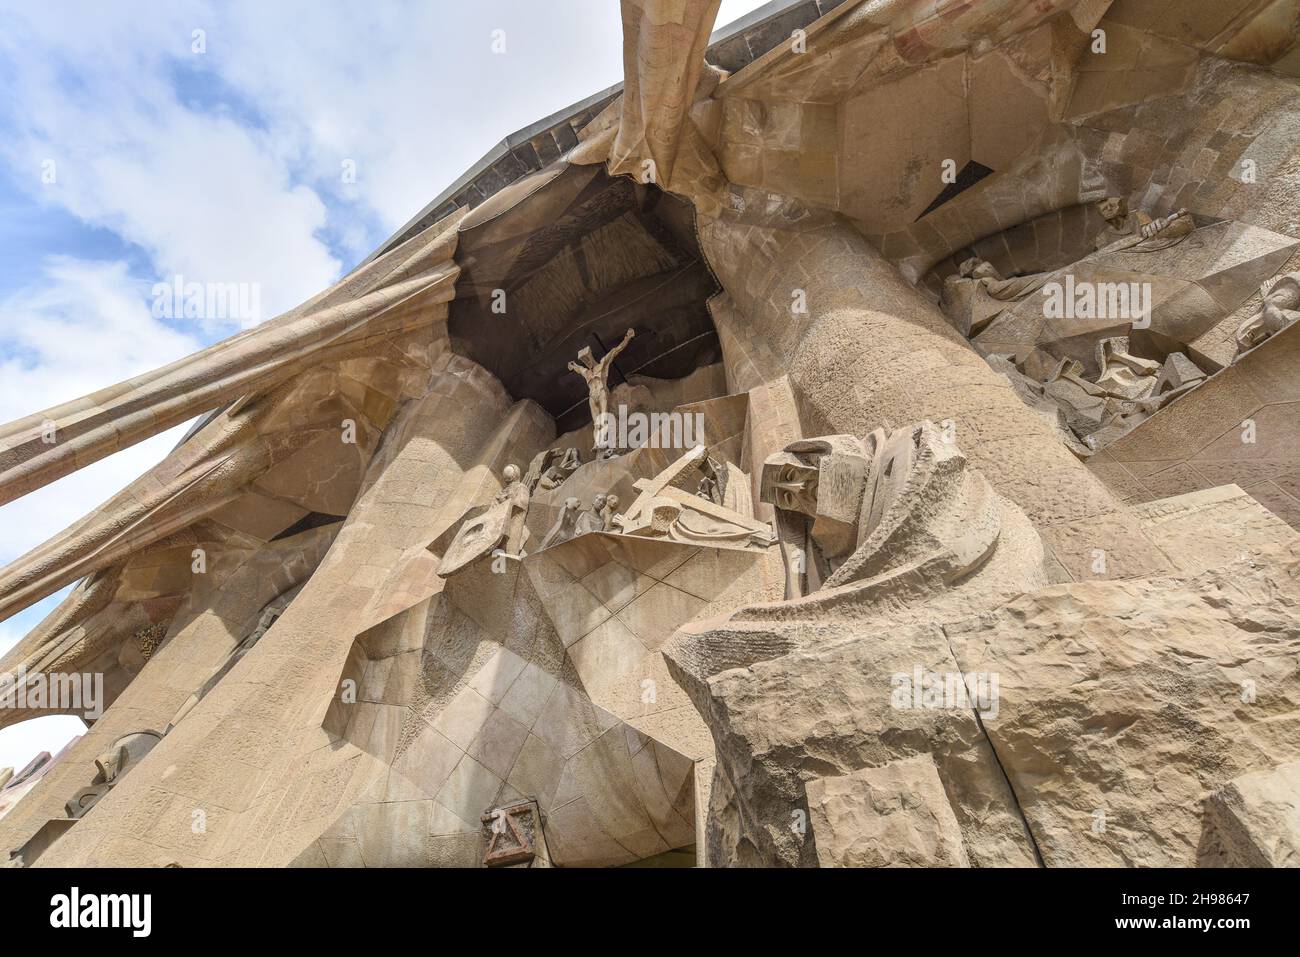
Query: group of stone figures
[[434, 334, 993, 616], [436, 441, 777, 577], [940, 195, 1300, 453], [436, 333, 775, 577], [435, 456, 612, 576], [25, 337, 1011, 864], [436, 424, 986, 614], [989, 336, 1206, 453]]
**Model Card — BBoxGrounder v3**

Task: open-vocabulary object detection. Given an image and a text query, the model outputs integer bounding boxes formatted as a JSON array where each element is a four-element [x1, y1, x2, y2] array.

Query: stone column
[[17, 357, 548, 867], [698, 210, 1181, 580]]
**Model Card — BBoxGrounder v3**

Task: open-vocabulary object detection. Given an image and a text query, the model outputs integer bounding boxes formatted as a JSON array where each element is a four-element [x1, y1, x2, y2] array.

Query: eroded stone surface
[[807, 756, 970, 868], [1203, 760, 1300, 868], [3, 0, 1300, 869], [946, 545, 1300, 867]]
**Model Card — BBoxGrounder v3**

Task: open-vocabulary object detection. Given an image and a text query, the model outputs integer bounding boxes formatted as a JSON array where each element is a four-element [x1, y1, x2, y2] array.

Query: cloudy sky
[[0, 1, 770, 773]]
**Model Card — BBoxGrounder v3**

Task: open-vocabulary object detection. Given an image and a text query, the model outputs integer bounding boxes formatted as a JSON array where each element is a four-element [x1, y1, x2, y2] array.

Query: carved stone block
[[481, 800, 546, 868]]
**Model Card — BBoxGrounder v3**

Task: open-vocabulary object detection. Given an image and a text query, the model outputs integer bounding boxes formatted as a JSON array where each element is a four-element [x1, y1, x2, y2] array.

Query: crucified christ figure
[[568, 328, 634, 450]]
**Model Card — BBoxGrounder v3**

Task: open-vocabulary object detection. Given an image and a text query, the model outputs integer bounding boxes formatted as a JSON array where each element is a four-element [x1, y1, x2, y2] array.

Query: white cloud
[[190, 2, 631, 244], [0, 1, 775, 322], [0, 258, 196, 564], [0, 1, 340, 325], [207, 1, 772, 239], [0, 258, 200, 414]]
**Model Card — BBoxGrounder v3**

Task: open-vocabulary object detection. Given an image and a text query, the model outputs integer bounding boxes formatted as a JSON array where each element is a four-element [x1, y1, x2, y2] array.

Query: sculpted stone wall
[[5, 358, 537, 865], [3, 0, 1300, 869], [0, 524, 337, 861], [1091, 320, 1300, 528], [694, 206, 1206, 588]]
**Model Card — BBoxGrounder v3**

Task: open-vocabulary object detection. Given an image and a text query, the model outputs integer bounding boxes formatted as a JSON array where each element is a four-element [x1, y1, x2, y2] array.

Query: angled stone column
[[698, 209, 1147, 553], [14, 358, 543, 867], [0, 524, 337, 859], [0, 216, 463, 508]]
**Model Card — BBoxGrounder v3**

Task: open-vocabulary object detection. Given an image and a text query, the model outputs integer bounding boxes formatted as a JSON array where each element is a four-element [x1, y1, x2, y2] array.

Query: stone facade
[[2, 0, 1299, 868]]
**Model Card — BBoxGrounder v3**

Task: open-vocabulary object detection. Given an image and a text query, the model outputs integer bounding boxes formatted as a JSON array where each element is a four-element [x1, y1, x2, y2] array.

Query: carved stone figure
[[437, 507, 506, 576], [1042, 357, 1128, 439], [617, 446, 773, 548], [539, 497, 582, 550], [573, 494, 608, 536], [695, 453, 720, 503], [437, 465, 532, 576], [761, 434, 872, 562], [496, 464, 531, 557], [940, 256, 1053, 337], [1024, 336, 1209, 451], [524, 447, 581, 492], [65, 730, 162, 820], [1236, 272, 1300, 356], [759, 424, 1021, 597], [601, 494, 619, 531], [567, 328, 635, 450], [1093, 336, 1159, 401], [761, 435, 865, 597], [543, 448, 580, 489], [763, 456, 819, 515], [1092, 197, 1193, 252], [1092, 196, 1134, 249]]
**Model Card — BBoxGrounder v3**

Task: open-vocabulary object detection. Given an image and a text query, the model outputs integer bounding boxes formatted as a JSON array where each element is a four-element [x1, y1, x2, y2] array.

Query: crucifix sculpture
[[567, 328, 634, 450]]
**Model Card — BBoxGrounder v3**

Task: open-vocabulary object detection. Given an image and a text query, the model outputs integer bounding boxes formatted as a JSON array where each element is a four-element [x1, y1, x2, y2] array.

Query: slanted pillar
[[697, 210, 1183, 582]]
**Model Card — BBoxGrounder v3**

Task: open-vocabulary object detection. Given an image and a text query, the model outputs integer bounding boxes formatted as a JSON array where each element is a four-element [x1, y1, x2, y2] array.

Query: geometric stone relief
[[939, 205, 1300, 454], [482, 799, 549, 867]]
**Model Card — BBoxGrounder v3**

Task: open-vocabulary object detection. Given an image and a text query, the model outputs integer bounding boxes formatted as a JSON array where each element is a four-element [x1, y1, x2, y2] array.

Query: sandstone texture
[[3, 0, 1300, 868]]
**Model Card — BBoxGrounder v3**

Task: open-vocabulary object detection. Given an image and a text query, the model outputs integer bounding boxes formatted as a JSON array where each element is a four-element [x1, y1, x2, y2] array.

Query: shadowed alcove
[[448, 162, 722, 435]]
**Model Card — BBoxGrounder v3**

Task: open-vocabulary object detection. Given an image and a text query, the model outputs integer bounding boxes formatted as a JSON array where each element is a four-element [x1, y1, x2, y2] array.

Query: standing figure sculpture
[[539, 497, 582, 550], [574, 493, 609, 535], [436, 464, 532, 576], [496, 464, 531, 558], [567, 328, 635, 452]]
